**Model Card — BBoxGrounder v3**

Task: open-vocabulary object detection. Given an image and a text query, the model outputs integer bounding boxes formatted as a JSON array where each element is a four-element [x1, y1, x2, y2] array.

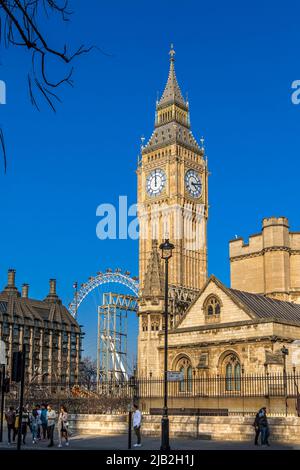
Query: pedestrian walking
[[58, 405, 69, 448], [40, 404, 48, 440], [30, 406, 39, 444], [36, 404, 42, 440], [25, 403, 32, 435], [253, 411, 260, 445], [5, 406, 16, 445], [132, 403, 142, 447], [46, 404, 57, 448], [14, 408, 19, 442], [258, 407, 270, 447], [21, 406, 30, 445]]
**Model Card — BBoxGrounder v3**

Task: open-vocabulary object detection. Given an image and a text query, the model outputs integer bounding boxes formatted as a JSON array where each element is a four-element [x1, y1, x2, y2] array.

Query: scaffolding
[[97, 292, 138, 387]]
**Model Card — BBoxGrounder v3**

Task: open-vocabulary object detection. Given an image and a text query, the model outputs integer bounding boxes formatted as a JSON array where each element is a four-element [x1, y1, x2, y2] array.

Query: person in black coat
[[253, 411, 260, 445], [258, 407, 270, 446]]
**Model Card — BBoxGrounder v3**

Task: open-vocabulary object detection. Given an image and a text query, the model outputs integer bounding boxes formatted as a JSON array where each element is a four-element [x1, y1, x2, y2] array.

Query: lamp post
[[281, 346, 289, 417], [292, 364, 300, 417], [159, 239, 174, 452], [241, 364, 245, 416]]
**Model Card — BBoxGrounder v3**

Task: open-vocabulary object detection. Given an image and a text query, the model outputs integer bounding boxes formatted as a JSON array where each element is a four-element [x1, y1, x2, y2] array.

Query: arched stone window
[[222, 353, 241, 391], [204, 295, 221, 323], [142, 317, 148, 332], [176, 356, 193, 392]]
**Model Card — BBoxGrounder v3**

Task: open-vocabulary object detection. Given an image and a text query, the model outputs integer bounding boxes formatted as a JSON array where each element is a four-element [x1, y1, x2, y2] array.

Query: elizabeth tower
[[137, 46, 208, 376]]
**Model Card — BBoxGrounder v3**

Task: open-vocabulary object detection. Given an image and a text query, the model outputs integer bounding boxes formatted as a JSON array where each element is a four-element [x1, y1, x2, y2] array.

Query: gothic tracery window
[[142, 317, 148, 332], [222, 353, 241, 392], [204, 296, 221, 322], [176, 356, 193, 392]]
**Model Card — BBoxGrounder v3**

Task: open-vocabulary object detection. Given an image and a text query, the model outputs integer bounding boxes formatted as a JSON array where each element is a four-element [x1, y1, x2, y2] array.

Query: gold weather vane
[[169, 43, 175, 61]]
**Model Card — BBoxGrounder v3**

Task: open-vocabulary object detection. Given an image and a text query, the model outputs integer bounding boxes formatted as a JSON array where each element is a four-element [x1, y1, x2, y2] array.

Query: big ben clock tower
[[137, 46, 208, 376]]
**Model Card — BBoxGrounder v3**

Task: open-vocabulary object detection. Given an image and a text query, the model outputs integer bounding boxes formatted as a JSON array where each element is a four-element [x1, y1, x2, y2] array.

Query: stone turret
[[229, 217, 300, 303]]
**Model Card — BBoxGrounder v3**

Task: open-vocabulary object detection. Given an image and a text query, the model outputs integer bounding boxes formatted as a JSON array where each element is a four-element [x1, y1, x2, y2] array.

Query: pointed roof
[[157, 45, 187, 110], [142, 121, 202, 154], [174, 275, 300, 330], [142, 240, 164, 298], [142, 45, 204, 156]]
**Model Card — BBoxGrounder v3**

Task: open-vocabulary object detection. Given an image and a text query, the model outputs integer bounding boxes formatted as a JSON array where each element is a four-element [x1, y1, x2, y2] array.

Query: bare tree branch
[[0, 128, 7, 173], [0, 0, 97, 171]]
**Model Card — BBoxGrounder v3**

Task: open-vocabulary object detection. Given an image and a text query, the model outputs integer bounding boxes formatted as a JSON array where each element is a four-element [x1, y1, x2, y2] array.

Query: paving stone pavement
[[0, 433, 299, 451]]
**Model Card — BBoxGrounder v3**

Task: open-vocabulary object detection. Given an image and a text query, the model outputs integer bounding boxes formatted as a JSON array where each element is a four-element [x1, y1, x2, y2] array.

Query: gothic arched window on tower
[[142, 317, 148, 332], [204, 296, 221, 323]]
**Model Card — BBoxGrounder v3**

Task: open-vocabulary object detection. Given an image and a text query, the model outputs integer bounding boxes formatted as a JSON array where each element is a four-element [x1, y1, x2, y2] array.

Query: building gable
[[178, 276, 254, 329]]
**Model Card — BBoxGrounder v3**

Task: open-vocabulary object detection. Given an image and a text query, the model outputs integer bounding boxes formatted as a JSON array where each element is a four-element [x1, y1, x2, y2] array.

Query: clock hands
[[191, 180, 201, 188]]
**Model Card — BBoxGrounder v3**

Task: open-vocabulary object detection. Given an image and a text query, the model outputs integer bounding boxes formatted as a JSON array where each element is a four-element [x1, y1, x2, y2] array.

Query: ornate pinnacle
[[169, 43, 175, 62]]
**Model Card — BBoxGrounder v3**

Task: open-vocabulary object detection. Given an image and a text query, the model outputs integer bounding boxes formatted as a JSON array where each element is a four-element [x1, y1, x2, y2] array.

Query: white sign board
[[0, 340, 6, 365], [167, 371, 184, 382]]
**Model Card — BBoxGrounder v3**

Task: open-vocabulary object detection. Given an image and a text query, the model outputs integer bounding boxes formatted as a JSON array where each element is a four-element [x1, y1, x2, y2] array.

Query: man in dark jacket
[[258, 407, 270, 446], [253, 411, 260, 445]]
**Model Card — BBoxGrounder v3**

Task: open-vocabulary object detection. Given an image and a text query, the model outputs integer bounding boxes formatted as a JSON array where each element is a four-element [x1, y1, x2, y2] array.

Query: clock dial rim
[[185, 169, 202, 198], [146, 168, 166, 196]]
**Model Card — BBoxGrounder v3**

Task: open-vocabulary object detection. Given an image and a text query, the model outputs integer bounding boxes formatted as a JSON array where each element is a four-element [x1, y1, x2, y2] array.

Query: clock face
[[146, 169, 166, 196], [185, 169, 202, 198]]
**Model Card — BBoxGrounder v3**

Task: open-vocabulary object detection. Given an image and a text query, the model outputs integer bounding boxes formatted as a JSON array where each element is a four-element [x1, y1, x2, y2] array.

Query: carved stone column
[[58, 330, 62, 376], [29, 327, 34, 381], [39, 329, 44, 379], [75, 333, 80, 382], [19, 325, 24, 348], [48, 331, 53, 382], [8, 324, 13, 376], [67, 332, 71, 384]]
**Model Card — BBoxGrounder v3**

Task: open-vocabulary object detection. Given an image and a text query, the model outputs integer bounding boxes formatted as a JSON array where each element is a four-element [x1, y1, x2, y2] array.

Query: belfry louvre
[[0, 269, 82, 384]]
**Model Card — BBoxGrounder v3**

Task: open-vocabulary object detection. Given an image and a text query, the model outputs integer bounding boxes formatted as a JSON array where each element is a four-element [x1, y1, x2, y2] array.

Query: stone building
[[0, 269, 81, 383], [137, 47, 300, 384], [230, 216, 300, 303], [163, 275, 300, 378]]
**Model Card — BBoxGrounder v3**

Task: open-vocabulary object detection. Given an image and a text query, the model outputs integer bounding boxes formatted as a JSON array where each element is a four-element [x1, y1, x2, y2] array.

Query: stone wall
[[68, 414, 300, 443]]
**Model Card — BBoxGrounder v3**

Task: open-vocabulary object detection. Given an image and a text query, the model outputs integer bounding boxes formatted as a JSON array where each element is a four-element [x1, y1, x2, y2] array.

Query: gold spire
[[169, 43, 175, 62], [157, 44, 186, 109]]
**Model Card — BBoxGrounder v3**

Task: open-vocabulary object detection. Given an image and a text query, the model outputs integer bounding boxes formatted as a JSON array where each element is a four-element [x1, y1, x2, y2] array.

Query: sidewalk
[[0, 434, 299, 450]]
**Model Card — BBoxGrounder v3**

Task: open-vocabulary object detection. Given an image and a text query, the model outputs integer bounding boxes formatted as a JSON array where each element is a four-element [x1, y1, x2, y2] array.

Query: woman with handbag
[[57, 405, 69, 448]]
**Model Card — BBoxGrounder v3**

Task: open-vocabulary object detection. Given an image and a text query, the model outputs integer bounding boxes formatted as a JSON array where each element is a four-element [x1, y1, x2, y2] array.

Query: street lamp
[[159, 239, 174, 452], [281, 346, 289, 417], [241, 364, 245, 416]]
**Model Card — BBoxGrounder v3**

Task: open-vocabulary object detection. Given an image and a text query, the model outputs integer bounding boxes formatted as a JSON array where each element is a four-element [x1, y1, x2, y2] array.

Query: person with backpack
[[5, 406, 16, 445], [132, 403, 142, 447]]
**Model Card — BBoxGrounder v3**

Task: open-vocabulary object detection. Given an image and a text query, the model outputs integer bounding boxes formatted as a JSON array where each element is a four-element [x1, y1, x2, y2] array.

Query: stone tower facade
[[137, 46, 208, 376], [229, 217, 300, 303]]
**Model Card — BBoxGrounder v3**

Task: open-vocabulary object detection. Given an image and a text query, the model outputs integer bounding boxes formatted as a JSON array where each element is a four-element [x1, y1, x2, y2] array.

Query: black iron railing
[[4, 373, 300, 415], [5, 373, 300, 399]]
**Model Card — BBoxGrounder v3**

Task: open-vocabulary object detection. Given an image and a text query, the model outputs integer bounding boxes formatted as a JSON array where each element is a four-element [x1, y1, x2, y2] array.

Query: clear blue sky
[[0, 0, 300, 359]]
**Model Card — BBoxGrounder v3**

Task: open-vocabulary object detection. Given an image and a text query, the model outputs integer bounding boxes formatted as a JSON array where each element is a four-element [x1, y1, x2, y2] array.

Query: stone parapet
[[68, 414, 300, 443]]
